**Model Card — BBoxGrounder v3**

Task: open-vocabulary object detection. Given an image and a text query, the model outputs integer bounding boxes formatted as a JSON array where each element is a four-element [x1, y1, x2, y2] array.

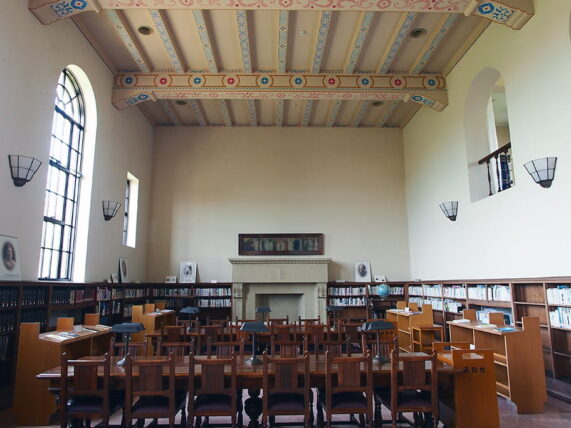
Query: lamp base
[[116, 356, 127, 366], [246, 356, 262, 365], [372, 354, 387, 363]]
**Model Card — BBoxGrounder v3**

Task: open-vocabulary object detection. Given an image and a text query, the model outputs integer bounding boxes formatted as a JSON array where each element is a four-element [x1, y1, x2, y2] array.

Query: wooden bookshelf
[[395, 278, 571, 402], [326, 282, 403, 320], [386, 304, 435, 352]]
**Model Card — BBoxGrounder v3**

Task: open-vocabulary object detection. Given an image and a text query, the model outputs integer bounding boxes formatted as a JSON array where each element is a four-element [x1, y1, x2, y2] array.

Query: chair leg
[[136, 419, 144, 428], [195, 416, 202, 428]]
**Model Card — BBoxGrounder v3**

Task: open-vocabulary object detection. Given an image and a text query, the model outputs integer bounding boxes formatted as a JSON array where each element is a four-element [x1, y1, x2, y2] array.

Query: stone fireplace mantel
[[229, 257, 331, 320]]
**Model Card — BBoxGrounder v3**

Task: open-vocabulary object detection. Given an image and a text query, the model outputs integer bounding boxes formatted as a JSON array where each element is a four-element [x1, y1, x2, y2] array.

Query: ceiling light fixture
[[299, 29, 307, 36], [439, 201, 458, 221], [8, 155, 42, 187], [102, 201, 121, 221], [409, 28, 427, 38], [524, 157, 557, 188], [175, 100, 187, 106], [137, 26, 153, 36], [372, 101, 385, 107]]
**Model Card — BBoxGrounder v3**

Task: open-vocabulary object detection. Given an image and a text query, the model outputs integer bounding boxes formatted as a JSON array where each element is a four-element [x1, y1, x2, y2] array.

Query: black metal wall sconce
[[524, 157, 557, 188], [102, 200, 121, 221], [8, 155, 42, 187], [439, 201, 458, 221]]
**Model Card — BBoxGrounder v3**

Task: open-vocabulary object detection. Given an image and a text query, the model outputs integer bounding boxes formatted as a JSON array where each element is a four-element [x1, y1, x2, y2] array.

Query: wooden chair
[[207, 339, 245, 358], [377, 350, 438, 428], [270, 337, 306, 357], [125, 353, 187, 428], [317, 351, 373, 428], [262, 353, 311, 428], [337, 321, 362, 353], [59, 353, 123, 428], [304, 323, 328, 353], [319, 340, 344, 359], [235, 317, 256, 324], [109, 337, 147, 358], [197, 325, 223, 354], [272, 323, 294, 342], [162, 325, 188, 343], [298, 316, 320, 326], [361, 329, 396, 363], [269, 316, 289, 325], [158, 337, 195, 358], [188, 353, 239, 428]]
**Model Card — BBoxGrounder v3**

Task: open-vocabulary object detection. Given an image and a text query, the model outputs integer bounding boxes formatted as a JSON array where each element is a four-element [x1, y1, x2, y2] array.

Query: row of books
[[0, 336, 10, 361], [125, 288, 147, 299], [423, 285, 442, 297], [0, 288, 19, 307], [468, 285, 487, 300], [197, 298, 231, 308], [328, 297, 366, 307], [161, 299, 190, 310], [97, 287, 126, 301], [328, 287, 367, 296], [195, 288, 232, 297], [408, 286, 423, 296], [389, 286, 404, 295], [489, 285, 511, 302], [547, 285, 571, 305], [51, 287, 96, 305], [476, 307, 512, 325], [444, 300, 464, 313], [443, 285, 466, 299], [408, 296, 423, 307], [20, 308, 48, 328], [549, 307, 571, 329], [424, 297, 443, 310], [152, 287, 193, 297], [21, 287, 48, 306], [0, 312, 16, 333], [98, 301, 121, 316], [123, 305, 133, 318]]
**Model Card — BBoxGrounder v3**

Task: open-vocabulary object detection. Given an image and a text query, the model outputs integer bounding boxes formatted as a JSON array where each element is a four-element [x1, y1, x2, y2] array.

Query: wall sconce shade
[[8, 155, 42, 187], [102, 200, 121, 221], [439, 201, 458, 221], [524, 157, 557, 188]]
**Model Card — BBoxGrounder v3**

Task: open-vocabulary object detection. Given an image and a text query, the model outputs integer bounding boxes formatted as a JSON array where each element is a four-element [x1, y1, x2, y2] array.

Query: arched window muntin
[[39, 69, 86, 280]]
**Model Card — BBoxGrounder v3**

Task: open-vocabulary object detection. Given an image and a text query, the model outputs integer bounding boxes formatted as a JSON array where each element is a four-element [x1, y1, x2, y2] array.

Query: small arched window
[[39, 69, 86, 280]]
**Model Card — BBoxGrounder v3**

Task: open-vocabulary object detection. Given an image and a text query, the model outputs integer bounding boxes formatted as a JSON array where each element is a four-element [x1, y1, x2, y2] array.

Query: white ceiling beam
[[217, 100, 233, 126], [325, 101, 342, 128], [344, 12, 374, 74], [375, 101, 400, 128], [159, 100, 183, 126], [351, 101, 371, 128], [377, 12, 417, 74], [235, 10, 257, 126], [275, 10, 289, 126], [105, 9, 150, 72], [149, 9, 185, 73], [30, 1, 533, 30], [188, 100, 207, 127]]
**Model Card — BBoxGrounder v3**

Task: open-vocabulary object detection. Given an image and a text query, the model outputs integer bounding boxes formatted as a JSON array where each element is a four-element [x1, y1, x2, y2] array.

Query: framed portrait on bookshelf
[[0, 234, 21, 281], [354, 261, 371, 282], [180, 261, 197, 283], [119, 257, 128, 283], [238, 233, 323, 256]]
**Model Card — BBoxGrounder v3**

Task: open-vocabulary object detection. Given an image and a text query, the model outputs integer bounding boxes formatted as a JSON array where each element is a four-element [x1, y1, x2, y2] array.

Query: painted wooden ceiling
[[30, 1, 534, 128]]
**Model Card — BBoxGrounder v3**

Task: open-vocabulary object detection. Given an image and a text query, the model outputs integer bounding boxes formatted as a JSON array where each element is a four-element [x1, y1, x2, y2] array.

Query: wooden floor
[[0, 396, 569, 427]]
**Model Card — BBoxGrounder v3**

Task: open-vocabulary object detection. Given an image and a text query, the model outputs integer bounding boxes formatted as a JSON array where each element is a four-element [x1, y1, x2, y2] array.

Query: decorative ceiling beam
[[188, 100, 208, 127], [375, 101, 400, 128], [30, 1, 533, 29], [302, 11, 332, 127], [149, 9, 185, 73], [344, 12, 374, 74], [326, 101, 342, 128], [275, 100, 284, 127], [236, 10, 257, 126], [105, 9, 150, 72], [216, 100, 233, 126], [377, 12, 417, 74], [409, 13, 459, 74], [112, 72, 448, 111], [275, 11, 289, 127], [159, 100, 183, 126], [351, 101, 371, 128]]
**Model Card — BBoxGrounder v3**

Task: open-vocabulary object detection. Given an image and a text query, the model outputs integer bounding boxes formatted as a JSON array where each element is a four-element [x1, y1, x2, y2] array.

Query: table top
[[447, 319, 522, 335], [37, 353, 460, 380]]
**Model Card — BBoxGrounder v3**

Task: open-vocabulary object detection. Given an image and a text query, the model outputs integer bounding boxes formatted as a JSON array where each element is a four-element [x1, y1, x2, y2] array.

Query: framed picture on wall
[[179, 261, 197, 283], [119, 257, 129, 283], [0, 235, 21, 281], [354, 261, 371, 282], [238, 233, 324, 256]]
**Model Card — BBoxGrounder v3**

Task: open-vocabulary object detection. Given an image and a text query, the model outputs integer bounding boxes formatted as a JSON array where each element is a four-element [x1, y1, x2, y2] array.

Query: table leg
[[244, 389, 262, 428]]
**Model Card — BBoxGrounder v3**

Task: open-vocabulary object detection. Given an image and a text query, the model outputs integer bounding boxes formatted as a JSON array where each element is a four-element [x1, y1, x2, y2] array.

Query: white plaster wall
[[0, 1, 154, 281], [403, 0, 571, 279], [148, 127, 410, 282]]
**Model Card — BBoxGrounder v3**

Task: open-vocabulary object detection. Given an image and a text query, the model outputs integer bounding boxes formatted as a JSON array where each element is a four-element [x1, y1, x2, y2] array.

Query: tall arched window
[[39, 69, 86, 280]]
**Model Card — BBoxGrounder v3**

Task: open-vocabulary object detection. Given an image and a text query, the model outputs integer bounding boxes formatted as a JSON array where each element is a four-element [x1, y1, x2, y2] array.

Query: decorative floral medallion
[[189, 75, 205, 88], [223, 74, 240, 88], [290, 75, 307, 88], [323, 75, 340, 88], [357, 76, 373, 89], [390, 76, 407, 89], [154, 74, 172, 87], [257, 74, 273, 88]]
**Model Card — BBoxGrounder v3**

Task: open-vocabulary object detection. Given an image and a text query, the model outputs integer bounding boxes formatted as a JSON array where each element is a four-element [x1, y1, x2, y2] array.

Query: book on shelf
[[423, 284, 442, 297], [328, 297, 366, 307], [328, 286, 366, 296], [153, 287, 193, 297], [0, 288, 18, 308], [0, 336, 10, 360], [408, 296, 423, 307], [408, 286, 423, 296], [549, 307, 571, 329], [489, 284, 511, 301], [195, 288, 231, 297], [443, 285, 466, 299], [197, 298, 231, 308], [547, 285, 571, 305], [21, 287, 47, 306], [444, 299, 464, 313], [424, 297, 443, 310], [468, 285, 487, 300], [476, 307, 512, 325]]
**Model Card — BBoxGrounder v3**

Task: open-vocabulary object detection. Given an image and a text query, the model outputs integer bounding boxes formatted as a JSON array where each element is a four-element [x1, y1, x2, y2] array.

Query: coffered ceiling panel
[[31, 0, 535, 128]]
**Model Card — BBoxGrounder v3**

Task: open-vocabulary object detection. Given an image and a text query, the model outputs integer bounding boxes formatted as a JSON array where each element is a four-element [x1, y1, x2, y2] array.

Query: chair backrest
[[269, 316, 289, 325], [298, 316, 320, 325], [408, 302, 419, 311], [270, 337, 305, 357], [110, 337, 147, 357], [361, 328, 397, 362], [162, 325, 187, 343], [189, 353, 237, 397], [235, 317, 256, 324], [304, 323, 327, 343], [337, 321, 361, 343], [206, 339, 245, 358], [158, 338, 194, 357], [390, 349, 437, 409], [321, 340, 343, 358], [263, 353, 309, 396], [325, 351, 372, 400], [272, 324, 293, 342], [396, 301, 406, 310], [60, 352, 110, 418]]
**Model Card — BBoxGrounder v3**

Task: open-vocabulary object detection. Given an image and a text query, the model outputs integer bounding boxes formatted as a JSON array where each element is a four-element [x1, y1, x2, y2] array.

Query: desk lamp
[[111, 322, 145, 366], [255, 306, 271, 323], [240, 321, 268, 365], [180, 306, 200, 332], [361, 320, 395, 363]]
